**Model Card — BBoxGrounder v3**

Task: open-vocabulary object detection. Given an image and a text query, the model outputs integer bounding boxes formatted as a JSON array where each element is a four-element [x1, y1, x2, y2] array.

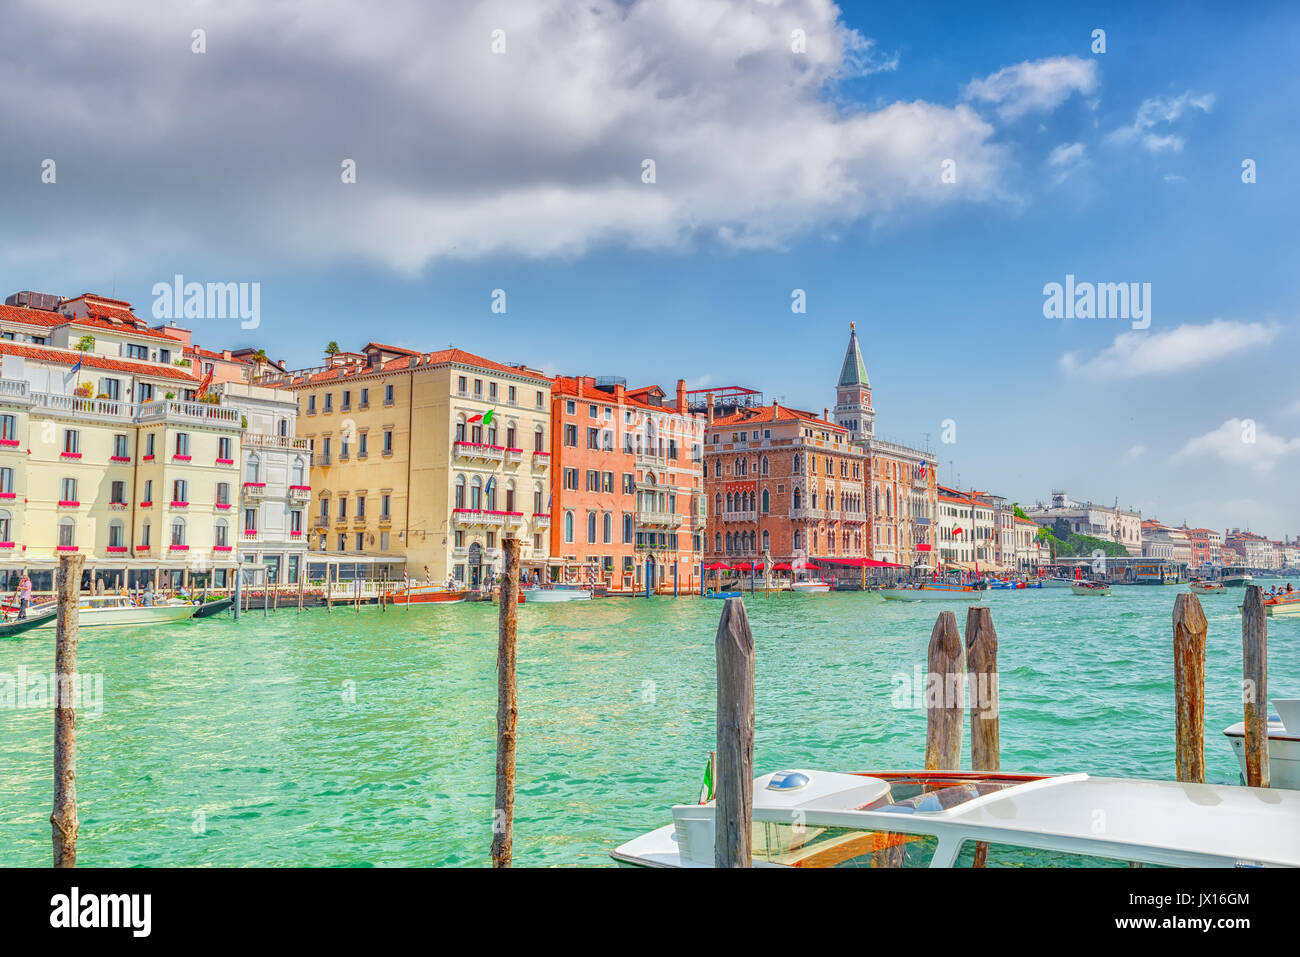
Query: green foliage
[[1012, 504, 1029, 521], [1039, 529, 1128, 558], [325, 341, 340, 356], [75, 334, 95, 351]]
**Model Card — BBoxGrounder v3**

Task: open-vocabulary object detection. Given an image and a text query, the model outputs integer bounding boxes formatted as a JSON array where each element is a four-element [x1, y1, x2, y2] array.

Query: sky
[[2, 0, 1297, 537]]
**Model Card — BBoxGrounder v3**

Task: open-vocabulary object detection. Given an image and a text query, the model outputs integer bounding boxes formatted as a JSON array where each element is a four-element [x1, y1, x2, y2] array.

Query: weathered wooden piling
[[297, 563, 305, 612], [925, 611, 963, 771], [1172, 592, 1207, 783], [52, 552, 84, 867], [965, 605, 998, 869], [1241, 585, 1269, 788], [491, 537, 522, 867], [232, 568, 242, 621], [326, 565, 334, 614], [714, 596, 755, 868]]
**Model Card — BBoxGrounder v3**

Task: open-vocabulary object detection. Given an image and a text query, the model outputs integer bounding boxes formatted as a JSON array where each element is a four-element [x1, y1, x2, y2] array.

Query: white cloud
[[1107, 90, 1214, 153], [1048, 142, 1086, 167], [1124, 444, 1146, 460], [962, 56, 1098, 121], [0, 0, 1012, 275], [1060, 319, 1280, 379], [1175, 419, 1300, 472]]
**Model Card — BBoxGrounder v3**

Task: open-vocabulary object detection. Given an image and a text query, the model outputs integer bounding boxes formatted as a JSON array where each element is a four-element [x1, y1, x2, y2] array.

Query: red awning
[[812, 557, 906, 569], [772, 562, 793, 570], [703, 562, 732, 571]]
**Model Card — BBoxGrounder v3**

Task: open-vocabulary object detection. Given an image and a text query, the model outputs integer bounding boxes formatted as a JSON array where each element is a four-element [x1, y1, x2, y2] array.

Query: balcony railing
[[244, 432, 311, 451], [721, 510, 756, 523], [637, 510, 683, 527], [137, 399, 241, 427], [790, 507, 825, 521]]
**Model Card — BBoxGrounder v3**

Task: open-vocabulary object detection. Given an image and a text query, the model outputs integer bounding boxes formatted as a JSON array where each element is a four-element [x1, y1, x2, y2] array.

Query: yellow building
[[0, 293, 244, 592], [278, 343, 553, 585]]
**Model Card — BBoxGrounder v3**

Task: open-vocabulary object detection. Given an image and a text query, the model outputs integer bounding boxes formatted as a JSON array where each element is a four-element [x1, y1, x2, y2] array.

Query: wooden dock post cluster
[[923, 607, 1000, 774], [491, 538, 522, 867], [714, 597, 755, 868], [1170, 585, 1269, 787]]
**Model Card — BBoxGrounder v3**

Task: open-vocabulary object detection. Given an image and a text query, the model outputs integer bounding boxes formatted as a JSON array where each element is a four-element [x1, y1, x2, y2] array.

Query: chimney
[[823, 407, 829, 422], [706, 392, 715, 424], [613, 382, 625, 404], [222, 350, 232, 361], [676, 378, 686, 413]]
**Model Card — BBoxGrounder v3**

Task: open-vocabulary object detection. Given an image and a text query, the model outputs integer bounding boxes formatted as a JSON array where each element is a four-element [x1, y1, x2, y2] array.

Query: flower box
[[215, 503, 232, 510], [289, 530, 303, 537], [243, 482, 266, 488], [168, 544, 189, 551], [56, 545, 79, 552], [216, 458, 235, 465], [289, 485, 311, 492], [139, 501, 153, 508], [106, 546, 128, 553], [60, 452, 82, 459], [57, 500, 80, 508], [0, 492, 14, 500], [0, 439, 20, 448], [243, 530, 258, 537], [213, 545, 233, 552], [173, 454, 192, 462], [170, 501, 189, 508], [110, 456, 131, 463], [142, 454, 155, 461], [109, 502, 128, 510], [0, 542, 15, 549], [533, 451, 550, 457]]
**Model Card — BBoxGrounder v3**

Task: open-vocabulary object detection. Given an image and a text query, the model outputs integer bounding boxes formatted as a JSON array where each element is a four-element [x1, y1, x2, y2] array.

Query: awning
[[703, 562, 732, 571]]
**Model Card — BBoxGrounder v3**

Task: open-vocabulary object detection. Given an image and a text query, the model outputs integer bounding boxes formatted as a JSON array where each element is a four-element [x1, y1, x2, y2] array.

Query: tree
[[75, 334, 95, 352], [1052, 517, 1072, 541], [325, 341, 340, 356], [251, 349, 268, 365]]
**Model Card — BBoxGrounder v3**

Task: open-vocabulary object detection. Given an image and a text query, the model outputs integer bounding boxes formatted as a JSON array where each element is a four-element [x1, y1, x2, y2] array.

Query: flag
[[467, 409, 495, 425], [197, 367, 214, 399], [918, 459, 927, 478], [70, 356, 83, 376], [698, 757, 714, 804], [952, 523, 964, 536]]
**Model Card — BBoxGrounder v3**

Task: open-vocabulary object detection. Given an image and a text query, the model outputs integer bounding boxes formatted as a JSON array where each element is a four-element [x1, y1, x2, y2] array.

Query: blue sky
[[2, 0, 1297, 535]]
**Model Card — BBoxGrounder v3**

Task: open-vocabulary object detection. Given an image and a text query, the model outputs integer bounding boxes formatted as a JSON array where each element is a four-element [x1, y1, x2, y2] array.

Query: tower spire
[[838, 322, 870, 389]]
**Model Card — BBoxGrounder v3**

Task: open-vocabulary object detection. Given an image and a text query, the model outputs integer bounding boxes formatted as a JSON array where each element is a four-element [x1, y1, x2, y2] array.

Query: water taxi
[[386, 583, 468, 604], [1040, 577, 1074, 588], [522, 584, 592, 602], [611, 768, 1300, 868], [1224, 700, 1300, 790], [29, 595, 198, 629], [1238, 591, 1300, 617], [879, 583, 981, 602], [706, 590, 742, 600], [1070, 581, 1111, 596], [1189, 581, 1225, 594], [790, 579, 831, 594]]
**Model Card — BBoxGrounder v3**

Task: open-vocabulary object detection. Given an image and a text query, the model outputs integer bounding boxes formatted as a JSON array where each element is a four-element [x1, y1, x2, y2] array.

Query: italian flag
[[699, 757, 714, 804], [952, 523, 964, 536], [468, 409, 494, 425]]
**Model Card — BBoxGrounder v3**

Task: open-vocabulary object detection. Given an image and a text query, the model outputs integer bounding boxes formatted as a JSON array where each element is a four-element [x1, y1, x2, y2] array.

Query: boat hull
[[1071, 584, 1111, 596], [522, 588, 591, 602], [0, 609, 58, 637], [387, 586, 468, 604], [1221, 575, 1253, 587], [790, 583, 830, 593], [1225, 721, 1300, 790], [880, 587, 981, 602], [1189, 583, 1225, 594], [33, 603, 198, 629]]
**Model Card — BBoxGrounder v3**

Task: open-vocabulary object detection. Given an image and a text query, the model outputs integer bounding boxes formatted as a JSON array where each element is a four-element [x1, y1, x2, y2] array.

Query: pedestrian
[[18, 572, 32, 620]]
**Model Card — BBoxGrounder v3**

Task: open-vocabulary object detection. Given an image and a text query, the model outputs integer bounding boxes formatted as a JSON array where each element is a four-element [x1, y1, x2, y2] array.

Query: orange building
[[549, 376, 705, 593]]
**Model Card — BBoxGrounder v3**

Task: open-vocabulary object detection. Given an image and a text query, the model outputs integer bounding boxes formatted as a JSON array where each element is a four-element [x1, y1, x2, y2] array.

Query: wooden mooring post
[[491, 537, 522, 867], [52, 552, 85, 867], [1241, 585, 1269, 787], [232, 567, 242, 622], [924, 611, 963, 771], [1173, 592, 1207, 783], [965, 606, 999, 869], [714, 596, 754, 868]]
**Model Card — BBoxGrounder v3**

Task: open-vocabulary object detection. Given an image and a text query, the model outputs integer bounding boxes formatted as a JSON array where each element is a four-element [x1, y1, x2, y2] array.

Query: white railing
[[244, 432, 311, 451], [0, 378, 32, 402], [31, 391, 137, 420], [790, 508, 825, 521], [137, 398, 241, 426], [722, 510, 756, 523], [638, 510, 683, 527]]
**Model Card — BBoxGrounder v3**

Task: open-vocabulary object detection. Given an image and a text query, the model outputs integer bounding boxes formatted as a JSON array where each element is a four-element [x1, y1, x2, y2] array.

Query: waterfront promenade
[[3, 583, 1296, 866]]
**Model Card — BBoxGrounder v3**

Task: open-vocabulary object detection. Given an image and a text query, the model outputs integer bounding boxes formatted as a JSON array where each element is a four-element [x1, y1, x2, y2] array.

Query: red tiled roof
[[294, 347, 551, 385], [710, 402, 842, 431], [0, 342, 200, 383], [0, 302, 183, 343], [186, 346, 250, 363], [550, 375, 698, 416]]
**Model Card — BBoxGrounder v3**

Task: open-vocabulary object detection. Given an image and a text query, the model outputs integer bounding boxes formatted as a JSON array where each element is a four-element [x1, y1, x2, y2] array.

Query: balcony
[[533, 513, 551, 528], [289, 485, 311, 505], [242, 482, 266, 501], [452, 441, 504, 463], [637, 509, 683, 527], [721, 510, 756, 523], [244, 432, 311, 452], [532, 451, 550, 469], [504, 448, 523, 465], [137, 398, 241, 429], [503, 511, 524, 528], [840, 510, 867, 524], [790, 508, 825, 522], [0, 378, 34, 406]]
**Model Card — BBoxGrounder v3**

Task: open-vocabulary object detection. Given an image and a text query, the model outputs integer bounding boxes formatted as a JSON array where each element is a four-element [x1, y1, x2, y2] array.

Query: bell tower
[[834, 321, 874, 442]]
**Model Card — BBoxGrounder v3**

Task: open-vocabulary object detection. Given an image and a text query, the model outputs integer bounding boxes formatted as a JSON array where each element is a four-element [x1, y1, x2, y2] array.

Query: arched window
[[761, 489, 769, 513], [602, 511, 611, 544], [0, 509, 9, 542], [587, 510, 597, 544], [623, 513, 634, 543], [454, 475, 466, 509], [563, 510, 575, 543], [215, 518, 228, 547], [702, 460, 709, 479], [58, 517, 75, 548], [470, 476, 483, 509], [792, 453, 801, 473], [533, 425, 545, 452], [455, 415, 467, 443], [171, 516, 186, 546], [762, 529, 770, 551], [793, 488, 802, 509], [714, 493, 722, 515], [714, 531, 721, 552], [245, 454, 260, 484], [762, 456, 769, 476], [292, 457, 306, 486], [108, 518, 124, 548], [726, 492, 734, 512], [505, 480, 516, 513]]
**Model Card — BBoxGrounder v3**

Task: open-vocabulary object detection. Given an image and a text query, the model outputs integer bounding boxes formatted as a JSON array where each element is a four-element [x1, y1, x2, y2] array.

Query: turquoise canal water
[[2, 582, 1298, 867]]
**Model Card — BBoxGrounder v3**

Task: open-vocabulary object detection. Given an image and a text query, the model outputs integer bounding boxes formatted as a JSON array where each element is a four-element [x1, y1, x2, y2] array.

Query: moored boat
[[522, 584, 592, 602], [1189, 581, 1225, 594], [879, 583, 982, 602], [0, 608, 58, 637], [612, 767, 1300, 867], [386, 583, 468, 604], [1221, 566, 1253, 587], [192, 597, 234, 618], [1040, 577, 1073, 588], [1071, 581, 1111, 596], [706, 590, 742, 600], [790, 579, 831, 593], [1224, 700, 1300, 790], [30, 595, 198, 629]]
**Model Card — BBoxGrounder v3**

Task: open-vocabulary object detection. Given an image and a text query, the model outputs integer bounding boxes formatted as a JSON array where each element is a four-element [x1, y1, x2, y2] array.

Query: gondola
[[0, 608, 58, 637]]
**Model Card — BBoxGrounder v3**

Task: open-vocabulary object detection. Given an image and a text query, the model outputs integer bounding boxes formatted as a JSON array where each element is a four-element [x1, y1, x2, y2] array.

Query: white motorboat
[[1224, 699, 1300, 790], [612, 767, 1300, 868], [1236, 591, 1300, 618], [1040, 577, 1074, 588], [522, 584, 592, 602], [790, 579, 831, 594], [1189, 581, 1225, 594], [879, 584, 982, 602], [31, 595, 198, 629]]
